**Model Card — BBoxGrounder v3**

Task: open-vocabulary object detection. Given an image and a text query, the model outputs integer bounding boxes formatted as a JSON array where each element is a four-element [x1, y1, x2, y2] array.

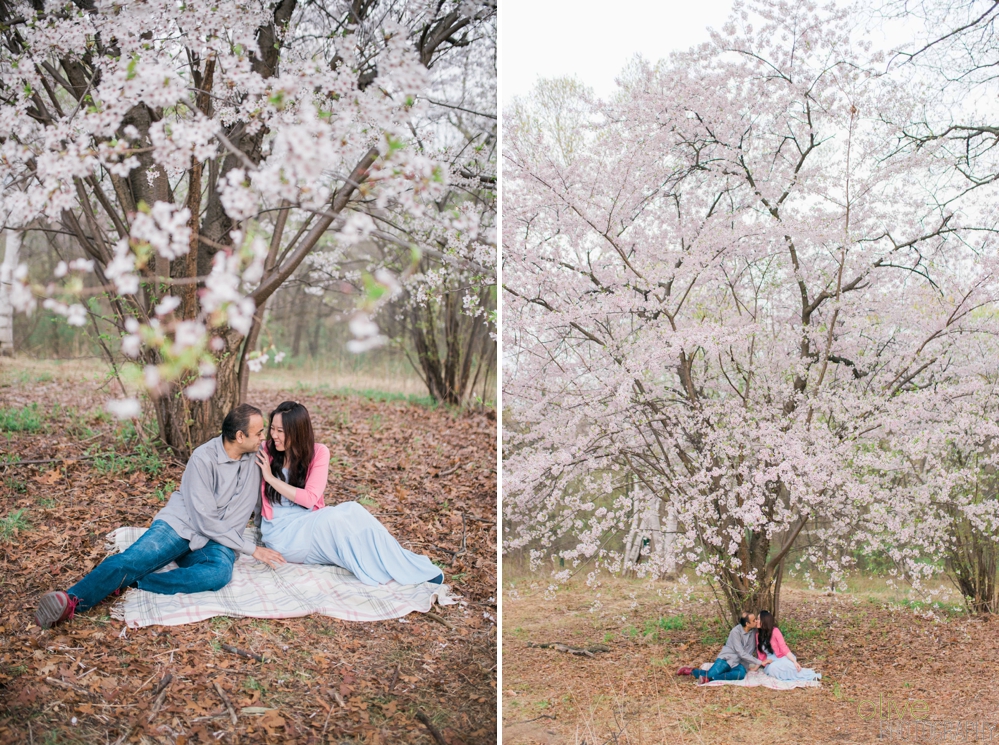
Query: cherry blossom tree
[[302, 15, 497, 405], [883, 0, 999, 187], [0, 0, 495, 455], [864, 372, 999, 614], [502, 0, 999, 620], [236, 5, 495, 405]]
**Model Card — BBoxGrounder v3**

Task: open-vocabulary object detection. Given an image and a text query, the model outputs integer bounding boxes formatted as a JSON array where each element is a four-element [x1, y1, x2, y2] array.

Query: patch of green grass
[[336, 387, 438, 408], [0, 508, 30, 541], [90, 441, 164, 477], [4, 477, 27, 494], [659, 614, 686, 631], [779, 616, 824, 646], [623, 625, 639, 639], [244, 677, 266, 693], [36, 496, 57, 508], [13, 370, 51, 384], [210, 616, 233, 632], [153, 480, 177, 502], [890, 597, 964, 616], [0, 403, 42, 432], [91, 450, 130, 474], [450, 572, 468, 584], [47, 403, 94, 437], [357, 495, 378, 508], [131, 442, 165, 476], [651, 652, 676, 667], [2, 664, 28, 679], [698, 619, 730, 647], [604, 632, 613, 643], [643, 614, 686, 638], [679, 716, 701, 734]]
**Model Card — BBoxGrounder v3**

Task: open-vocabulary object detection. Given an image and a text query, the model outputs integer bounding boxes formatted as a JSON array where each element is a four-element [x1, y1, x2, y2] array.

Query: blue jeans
[[694, 659, 747, 682], [67, 520, 235, 610]]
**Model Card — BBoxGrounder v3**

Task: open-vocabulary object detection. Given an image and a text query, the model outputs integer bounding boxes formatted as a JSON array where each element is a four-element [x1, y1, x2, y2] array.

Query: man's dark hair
[[221, 403, 262, 442], [738, 612, 750, 628]]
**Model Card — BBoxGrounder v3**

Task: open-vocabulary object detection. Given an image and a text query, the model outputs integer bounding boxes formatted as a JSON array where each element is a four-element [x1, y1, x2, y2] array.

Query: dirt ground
[[0, 358, 497, 744], [501, 570, 999, 745]]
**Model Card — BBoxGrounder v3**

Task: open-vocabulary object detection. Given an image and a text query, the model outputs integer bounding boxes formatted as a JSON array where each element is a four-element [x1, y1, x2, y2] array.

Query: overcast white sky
[[499, 2, 927, 105], [500, 0, 734, 103]]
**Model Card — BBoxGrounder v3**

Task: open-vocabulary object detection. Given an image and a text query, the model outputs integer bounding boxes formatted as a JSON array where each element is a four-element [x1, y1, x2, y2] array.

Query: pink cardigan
[[758, 627, 791, 660], [259, 443, 330, 521]]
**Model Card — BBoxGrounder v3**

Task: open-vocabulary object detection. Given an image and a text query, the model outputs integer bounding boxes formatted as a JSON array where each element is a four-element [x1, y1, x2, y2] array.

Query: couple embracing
[[35, 401, 442, 629], [692, 611, 821, 684]]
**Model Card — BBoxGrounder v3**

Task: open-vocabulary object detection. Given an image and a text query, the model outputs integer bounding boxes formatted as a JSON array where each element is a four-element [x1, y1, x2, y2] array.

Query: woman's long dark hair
[[264, 401, 315, 505], [758, 610, 776, 656]]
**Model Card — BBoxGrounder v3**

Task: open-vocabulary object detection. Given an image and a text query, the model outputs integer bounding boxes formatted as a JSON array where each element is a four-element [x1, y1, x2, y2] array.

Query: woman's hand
[[253, 546, 286, 569], [255, 446, 273, 482], [794, 661, 802, 672]]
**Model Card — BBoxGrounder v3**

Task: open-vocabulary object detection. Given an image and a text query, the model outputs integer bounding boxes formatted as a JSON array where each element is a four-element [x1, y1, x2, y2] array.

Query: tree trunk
[[744, 566, 783, 621], [947, 514, 999, 615], [0, 230, 19, 356], [150, 329, 243, 459], [410, 300, 448, 402], [406, 285, 496, 407], [308, 305, 322, 359], [719, 560, 784, 623], [291, 287, 305, 358]]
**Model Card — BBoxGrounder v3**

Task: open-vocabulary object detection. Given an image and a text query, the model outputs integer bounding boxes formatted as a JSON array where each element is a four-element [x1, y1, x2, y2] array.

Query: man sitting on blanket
[[34, 404, 287, 629], [691, 612, 767, 683]]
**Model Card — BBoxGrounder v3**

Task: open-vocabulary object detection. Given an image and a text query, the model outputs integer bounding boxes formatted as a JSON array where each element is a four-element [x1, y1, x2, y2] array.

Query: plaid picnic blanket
[[697, 667, 820, 690], [106, 526, 457, 628]]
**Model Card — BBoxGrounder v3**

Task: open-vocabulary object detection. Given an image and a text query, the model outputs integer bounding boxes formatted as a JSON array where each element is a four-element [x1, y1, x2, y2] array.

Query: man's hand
[[253, 546, 286, 569]]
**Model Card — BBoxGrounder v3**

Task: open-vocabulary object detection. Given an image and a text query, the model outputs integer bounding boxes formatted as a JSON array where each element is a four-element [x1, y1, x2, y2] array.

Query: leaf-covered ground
[[0, 361, 497, 744], [502, 571, 999, 744]]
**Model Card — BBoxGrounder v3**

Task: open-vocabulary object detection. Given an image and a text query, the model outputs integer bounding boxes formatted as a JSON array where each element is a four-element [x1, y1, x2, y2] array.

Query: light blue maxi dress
[[763, 653, 821, 682], [261, 469, 443, 587]]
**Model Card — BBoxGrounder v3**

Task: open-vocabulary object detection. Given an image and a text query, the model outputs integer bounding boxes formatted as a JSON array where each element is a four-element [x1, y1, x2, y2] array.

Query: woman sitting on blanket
[[255, 400, 444, 587], [755, 610, 821, 682]]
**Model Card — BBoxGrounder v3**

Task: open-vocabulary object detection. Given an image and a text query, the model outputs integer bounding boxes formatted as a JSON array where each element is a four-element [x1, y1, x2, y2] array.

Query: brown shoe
[[35, 591, 78, 629]]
